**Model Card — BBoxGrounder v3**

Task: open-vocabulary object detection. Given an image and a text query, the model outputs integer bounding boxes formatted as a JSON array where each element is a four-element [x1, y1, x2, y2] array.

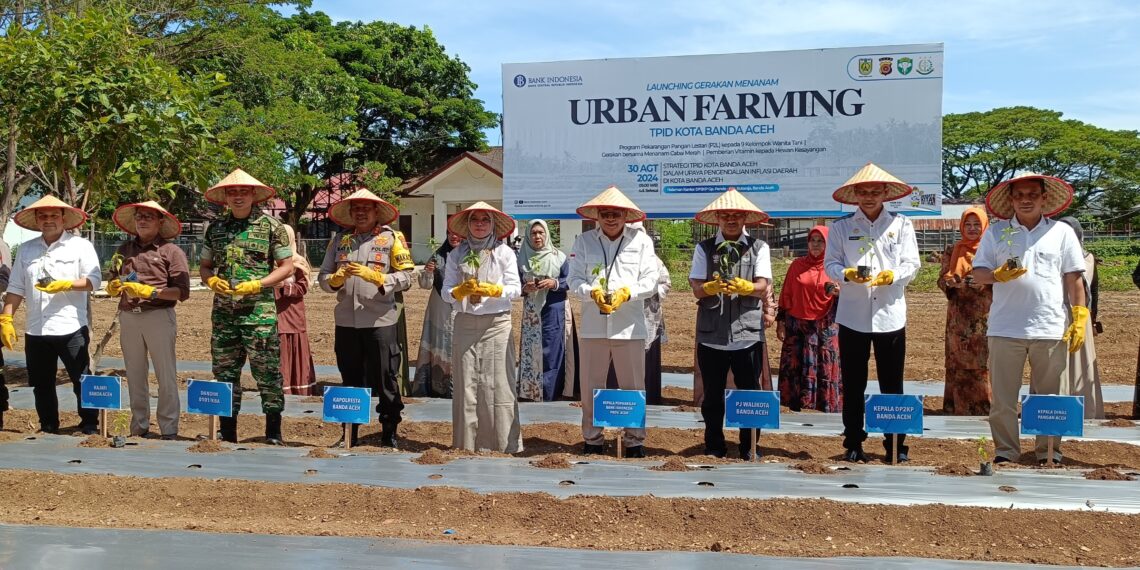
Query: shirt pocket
[[47, 257, 79, 281], [1033, 251, 1059, 279]]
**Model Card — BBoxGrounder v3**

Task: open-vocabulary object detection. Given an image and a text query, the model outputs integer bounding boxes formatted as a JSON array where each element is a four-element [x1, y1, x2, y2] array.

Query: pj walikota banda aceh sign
[[503, 43, 943, 218]]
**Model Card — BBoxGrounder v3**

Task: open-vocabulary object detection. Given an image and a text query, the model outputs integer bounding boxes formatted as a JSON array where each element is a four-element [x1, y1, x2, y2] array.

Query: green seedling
[[1000, 226, 1021, 270], [856, 235, 877, 279]]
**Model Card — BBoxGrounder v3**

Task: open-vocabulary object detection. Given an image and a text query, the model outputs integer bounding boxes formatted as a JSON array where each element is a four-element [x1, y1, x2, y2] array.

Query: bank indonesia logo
[[513, 74, 526, 88], [916, 57, 935, 75], [897, 57, 913, 75], [858, 58, 873, 76]]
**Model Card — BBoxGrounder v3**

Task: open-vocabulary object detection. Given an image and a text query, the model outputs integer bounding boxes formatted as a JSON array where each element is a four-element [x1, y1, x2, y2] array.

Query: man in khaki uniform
[[105, 201, 191, 439], [318, 189, 414, 448]]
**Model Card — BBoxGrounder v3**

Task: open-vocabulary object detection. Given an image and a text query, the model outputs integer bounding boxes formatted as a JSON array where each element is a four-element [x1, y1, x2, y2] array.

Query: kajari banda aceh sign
[[502, 43, 943, 218]]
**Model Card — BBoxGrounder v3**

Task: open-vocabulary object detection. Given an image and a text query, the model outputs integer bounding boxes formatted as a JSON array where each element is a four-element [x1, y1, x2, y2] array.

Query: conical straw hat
[[832, 163, 913, 205], [448, 202, 516, 239], [13, 195, 88, 231], [694, 188, 770, 225], [328, 189, 400, 228], [113, 201, 181, 239], [204, 168, 275, 205], [575, 186, 645, 222], [985, 173, 1073, 220]]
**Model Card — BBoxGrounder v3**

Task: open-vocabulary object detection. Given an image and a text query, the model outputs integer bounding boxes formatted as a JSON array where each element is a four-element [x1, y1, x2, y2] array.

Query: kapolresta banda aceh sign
[[502, 43, 943, 218]]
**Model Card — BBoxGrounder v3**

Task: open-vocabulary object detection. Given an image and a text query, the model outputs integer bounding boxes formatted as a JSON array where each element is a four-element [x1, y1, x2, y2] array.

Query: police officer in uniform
[[318, 189, 414, 448], [200, 169, 294, 444]]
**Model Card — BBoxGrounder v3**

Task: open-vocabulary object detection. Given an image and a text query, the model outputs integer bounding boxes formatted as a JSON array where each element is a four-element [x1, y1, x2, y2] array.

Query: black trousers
[[334, 325, 404, 425], [697, 342, 762, 454], [26, 327, 98, 431], [839, 325, 907, 453], [0, 348, 8, 413]]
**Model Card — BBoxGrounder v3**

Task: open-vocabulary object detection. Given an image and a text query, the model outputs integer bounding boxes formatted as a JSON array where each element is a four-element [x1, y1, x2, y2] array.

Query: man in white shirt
[[0, 196, 101, 434], [971, 173, 1087, 466], [568, 186, 659, 457], [824, 164, 921, 463], [689, 189, 772, 460]]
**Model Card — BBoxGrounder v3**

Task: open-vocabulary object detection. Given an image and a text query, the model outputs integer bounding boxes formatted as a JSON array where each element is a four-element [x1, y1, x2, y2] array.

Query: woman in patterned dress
[[517, 220, 571, 401], [937, 206, 992, 415]]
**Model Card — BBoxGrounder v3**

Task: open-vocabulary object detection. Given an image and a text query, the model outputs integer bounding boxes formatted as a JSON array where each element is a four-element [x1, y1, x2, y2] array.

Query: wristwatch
[[149, 288, 159, 300]]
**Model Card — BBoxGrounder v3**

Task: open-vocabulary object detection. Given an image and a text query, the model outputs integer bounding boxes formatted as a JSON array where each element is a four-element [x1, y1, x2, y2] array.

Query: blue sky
[[301, 0, 1140, 142]]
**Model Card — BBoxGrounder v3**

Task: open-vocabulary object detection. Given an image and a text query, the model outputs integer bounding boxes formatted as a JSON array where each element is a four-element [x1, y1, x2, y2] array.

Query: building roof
[[400, 146, 503, 196]]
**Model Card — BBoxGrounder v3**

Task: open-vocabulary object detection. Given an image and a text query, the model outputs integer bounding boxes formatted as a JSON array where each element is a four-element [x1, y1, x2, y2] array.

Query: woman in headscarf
[[443, 202, 523, 453], [1059, 216, 1103, 419], [776, 226, 842, 412], [412, 229, 463, 397], [937, 207, 992, 415], [274, 225, 317, 396], [517, 219, 572, 402]]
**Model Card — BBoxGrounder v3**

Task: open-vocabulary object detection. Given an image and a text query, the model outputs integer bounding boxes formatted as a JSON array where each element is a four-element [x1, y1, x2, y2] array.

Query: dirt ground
[[10, 287, 1136, 386], [1, 469, 1138, 567]]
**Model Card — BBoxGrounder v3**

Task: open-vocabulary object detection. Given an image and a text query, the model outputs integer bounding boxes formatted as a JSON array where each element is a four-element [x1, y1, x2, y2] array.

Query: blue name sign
[[80, 375, 122, 410], [323, 386, 372, 425], [592, 389, 646, 429], [1021, 395, 1084, 437], [864, 394, 924, 435], [724, 390, 781, 429], [186, 379, 233, 417]]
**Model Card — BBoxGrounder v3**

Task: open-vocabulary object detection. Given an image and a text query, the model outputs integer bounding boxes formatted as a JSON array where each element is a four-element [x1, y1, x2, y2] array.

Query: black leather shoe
[[843, 448, 869, 463], [40, 424, 59, 435], [218, 416, 238, 443], [380, 423, 399, 449], [625, 445, 645, 458], [993, 456, 1013, 465], [740, 449, 757, 461], [80, 425, 98, 436], [704, 448, 727, 459], [264, 412, 284, 446], [884, 452, 909, 463], [582, 443, 605, 455]]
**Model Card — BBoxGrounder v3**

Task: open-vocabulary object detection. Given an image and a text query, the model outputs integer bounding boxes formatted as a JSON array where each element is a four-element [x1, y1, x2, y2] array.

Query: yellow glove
[[993, 264, 1028, 283], [327, 266, 348, 288], [232, 280, 262, 296], [1062, 305, 1090, 353], [474, 282, 503, 298], [701, 279, 728, 296], [121, 282, 156, 300], [0, 314, 16, 350], [590, 287, 608, 306], [347, 262, 386, 287], [607, 287, 631, 311], [35, 280, 73, 294], [843, 268, 872, 284], [105, 278, 123, 297], [206, 276, 232, 295], [451, 278, 478, 301], [868, 270, 894, 287], [726, 277, 755, 296]]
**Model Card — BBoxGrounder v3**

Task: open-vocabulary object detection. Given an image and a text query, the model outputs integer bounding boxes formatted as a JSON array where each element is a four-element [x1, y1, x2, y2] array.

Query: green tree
[[293, 11, 500, 179], [942, 107, 1140, 220], [0, 6, 224, 233], [192, 8, 361, 229]]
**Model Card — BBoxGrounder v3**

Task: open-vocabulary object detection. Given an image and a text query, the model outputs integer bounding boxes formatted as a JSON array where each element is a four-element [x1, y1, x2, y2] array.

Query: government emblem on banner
[[858, 58, 873, 76], [878, 57, 894, 75], [916, 57, 935, 75], [897, 57, 913, 75]]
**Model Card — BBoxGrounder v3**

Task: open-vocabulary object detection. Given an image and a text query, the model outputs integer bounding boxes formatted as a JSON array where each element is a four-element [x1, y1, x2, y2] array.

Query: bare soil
[[530, 454, 572, 469], [186, 440, 228, 453], [1, 470, 1138, 566], [1084, 468, 1136, 481], [934, 463, 975, 477], [650, 456, 692, 472]]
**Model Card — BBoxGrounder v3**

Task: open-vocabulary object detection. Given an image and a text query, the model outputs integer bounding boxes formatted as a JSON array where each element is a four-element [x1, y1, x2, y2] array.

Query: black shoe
[[843, 448, 869, 463], [625, 445, 645, 458], [380, 423, 399, 449], [264, 412, 284, 446], [160, 434, 177, 441], [582, 443, 605, 455], [218, 416, 238, 443], [0, 410, 4, 430], [80, 425, 98, 436], [704, 448, 727, 459], [993, 456, 1013, 465], [884, 452, 910, 463], [40, 424, 59, 435], [740, 449, 757, 461]]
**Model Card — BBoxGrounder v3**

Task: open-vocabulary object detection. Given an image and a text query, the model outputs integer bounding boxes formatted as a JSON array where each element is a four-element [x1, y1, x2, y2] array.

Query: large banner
[[502, 44, 943, 219]]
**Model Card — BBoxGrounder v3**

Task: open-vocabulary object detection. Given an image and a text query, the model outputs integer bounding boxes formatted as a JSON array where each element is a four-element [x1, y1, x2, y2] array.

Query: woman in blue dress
[[517, 220, 572, 401]]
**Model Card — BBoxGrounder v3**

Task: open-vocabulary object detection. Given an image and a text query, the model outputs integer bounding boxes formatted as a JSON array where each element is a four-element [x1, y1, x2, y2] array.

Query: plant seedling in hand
[[1000, 226, 1021, 270], [856, 235, 877, 280]]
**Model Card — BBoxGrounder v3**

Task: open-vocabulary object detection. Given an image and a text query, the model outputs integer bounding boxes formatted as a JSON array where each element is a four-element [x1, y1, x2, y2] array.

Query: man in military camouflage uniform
[[318, 189, 414, 448], [199, 169, 295, 444]]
